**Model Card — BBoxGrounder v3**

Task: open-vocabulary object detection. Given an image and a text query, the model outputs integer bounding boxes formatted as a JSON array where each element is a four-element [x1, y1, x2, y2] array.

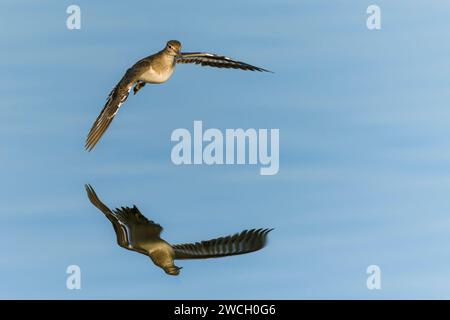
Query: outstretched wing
[[85, 184, 134, 251], [85, 59, 150, 151], [85, 184, 163, 254], [177, 52, 271, 72], [173, 228, 273, 260]]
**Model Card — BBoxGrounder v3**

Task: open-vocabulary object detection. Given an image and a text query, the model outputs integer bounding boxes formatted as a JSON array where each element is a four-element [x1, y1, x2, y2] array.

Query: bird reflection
[[85, 184, 273, 276]]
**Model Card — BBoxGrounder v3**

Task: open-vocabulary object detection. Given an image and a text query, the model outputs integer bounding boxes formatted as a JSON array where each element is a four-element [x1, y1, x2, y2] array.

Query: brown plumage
[[85, 184, 273, 276], [85, 40, 270, 151]]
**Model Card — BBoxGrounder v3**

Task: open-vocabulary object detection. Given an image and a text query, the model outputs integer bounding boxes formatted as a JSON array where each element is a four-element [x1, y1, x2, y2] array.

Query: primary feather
[[173, 228, 273, 260]]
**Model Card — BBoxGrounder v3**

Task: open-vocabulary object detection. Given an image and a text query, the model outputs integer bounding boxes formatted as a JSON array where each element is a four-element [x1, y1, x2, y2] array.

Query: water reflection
[[85, 184, 273, 276]]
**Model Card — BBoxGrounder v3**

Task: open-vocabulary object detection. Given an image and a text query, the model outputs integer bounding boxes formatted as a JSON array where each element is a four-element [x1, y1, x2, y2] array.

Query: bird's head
[[165, 40, 182, 56], [164, 265, 183, 276]]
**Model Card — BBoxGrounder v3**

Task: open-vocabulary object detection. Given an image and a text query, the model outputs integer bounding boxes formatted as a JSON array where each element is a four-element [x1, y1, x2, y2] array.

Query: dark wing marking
[[85, 59, 150, 151], [85, 184, 133, 252], [173, 228, 273, 260], [177, 52, 271, 72], [85, 184, 163, 254], [113, 205, 163, 236]]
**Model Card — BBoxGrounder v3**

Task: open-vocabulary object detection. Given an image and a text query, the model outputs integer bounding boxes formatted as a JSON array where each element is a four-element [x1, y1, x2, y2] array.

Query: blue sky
[[2, 0, 450, 299]]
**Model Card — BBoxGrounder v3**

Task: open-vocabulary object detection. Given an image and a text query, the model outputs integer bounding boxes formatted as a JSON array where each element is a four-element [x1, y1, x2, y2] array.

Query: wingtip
[[84, 139, 96, 152], [257, 228, 274, 239], [260, 68, 274, 73], [85, 184, 94, 194], [261, 228, 274, 236]]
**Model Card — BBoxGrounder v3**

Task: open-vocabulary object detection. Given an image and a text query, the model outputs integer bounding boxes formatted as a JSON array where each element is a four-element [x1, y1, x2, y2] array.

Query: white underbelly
[[141, 66, 174, 84]]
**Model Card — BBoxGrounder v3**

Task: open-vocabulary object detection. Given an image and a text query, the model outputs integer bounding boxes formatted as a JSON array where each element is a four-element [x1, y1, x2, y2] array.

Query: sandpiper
[[85, 184, 273, 276], [85, 40, 271, 151]]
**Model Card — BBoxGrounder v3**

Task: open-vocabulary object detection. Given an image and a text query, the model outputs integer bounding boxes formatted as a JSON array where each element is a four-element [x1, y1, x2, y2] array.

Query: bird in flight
[[85, 40, 271, 151], [85, 184, 273, 276]]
